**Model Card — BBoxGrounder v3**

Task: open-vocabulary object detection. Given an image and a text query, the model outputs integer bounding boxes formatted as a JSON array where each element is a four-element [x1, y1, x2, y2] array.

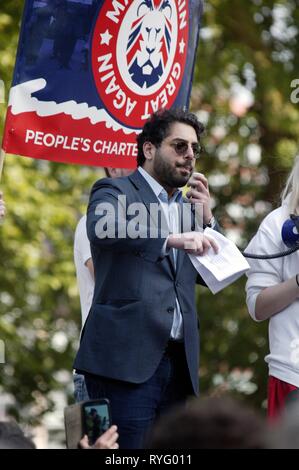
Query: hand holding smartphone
[[82, 399, 111, 446], [64, 398, 111, 448]]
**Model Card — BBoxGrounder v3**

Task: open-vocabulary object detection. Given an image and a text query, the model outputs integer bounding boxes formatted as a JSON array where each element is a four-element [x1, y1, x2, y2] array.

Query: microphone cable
[[243, 244, 299, 260]]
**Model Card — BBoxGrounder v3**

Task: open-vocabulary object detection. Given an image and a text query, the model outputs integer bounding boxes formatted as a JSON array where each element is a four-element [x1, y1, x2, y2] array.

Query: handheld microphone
[[282, 214, 299, 248], [244, 214, 299, 259]]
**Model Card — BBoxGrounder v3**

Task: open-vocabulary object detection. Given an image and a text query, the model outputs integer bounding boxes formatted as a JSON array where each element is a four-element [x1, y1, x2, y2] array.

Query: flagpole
[[0, 148, 5, 182]]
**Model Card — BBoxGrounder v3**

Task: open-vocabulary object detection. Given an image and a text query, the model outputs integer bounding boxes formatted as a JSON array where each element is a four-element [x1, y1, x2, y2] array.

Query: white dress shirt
[[138, 166, 184, 340]]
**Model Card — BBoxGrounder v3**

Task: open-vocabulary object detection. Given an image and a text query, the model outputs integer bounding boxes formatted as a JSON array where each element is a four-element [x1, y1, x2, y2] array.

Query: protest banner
[[2, 0, 203, 169]]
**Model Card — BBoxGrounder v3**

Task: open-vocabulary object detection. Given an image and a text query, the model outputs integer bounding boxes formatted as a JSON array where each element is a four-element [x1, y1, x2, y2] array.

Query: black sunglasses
[[169, 140, 201, 159]]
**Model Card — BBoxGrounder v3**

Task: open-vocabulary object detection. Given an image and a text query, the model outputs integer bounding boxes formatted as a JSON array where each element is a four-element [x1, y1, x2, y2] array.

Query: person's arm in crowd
[[255, 277, 299, 321], [85, 258, 94, 280], [0, 191, 6, 218]]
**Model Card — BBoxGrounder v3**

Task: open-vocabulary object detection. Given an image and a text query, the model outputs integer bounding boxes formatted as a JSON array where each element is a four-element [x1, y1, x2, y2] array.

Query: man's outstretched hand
[[167, 232, 219, 256]]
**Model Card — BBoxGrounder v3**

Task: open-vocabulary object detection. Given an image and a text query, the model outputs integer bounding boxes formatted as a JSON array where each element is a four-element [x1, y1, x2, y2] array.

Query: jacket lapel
[[129, 171, 175, 276], [175, 200, 192, 278]]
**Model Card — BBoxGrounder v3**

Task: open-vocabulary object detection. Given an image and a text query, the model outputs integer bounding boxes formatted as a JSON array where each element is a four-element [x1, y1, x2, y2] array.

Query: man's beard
[[154, 151, 193, 188]]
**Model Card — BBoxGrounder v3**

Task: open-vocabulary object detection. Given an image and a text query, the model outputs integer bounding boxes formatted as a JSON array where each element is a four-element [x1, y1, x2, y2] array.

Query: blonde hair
[[281, 155, 299, 215]]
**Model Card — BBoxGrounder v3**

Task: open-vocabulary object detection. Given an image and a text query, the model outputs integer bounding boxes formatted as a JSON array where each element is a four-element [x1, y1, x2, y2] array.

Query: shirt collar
[[138, 167, 182, 203]]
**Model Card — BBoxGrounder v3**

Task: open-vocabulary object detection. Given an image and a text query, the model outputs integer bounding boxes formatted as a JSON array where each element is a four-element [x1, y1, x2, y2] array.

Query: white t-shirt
[[245, 201, 299, 387], [74, 215, 95, 328]]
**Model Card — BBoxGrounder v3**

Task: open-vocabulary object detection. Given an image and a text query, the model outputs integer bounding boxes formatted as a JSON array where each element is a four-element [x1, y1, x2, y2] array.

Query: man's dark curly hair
[[136, 108, 205, 167]]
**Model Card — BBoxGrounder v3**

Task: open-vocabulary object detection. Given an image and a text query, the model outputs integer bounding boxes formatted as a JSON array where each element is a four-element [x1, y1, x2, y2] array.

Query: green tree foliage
[[0, 0, 298, 426]]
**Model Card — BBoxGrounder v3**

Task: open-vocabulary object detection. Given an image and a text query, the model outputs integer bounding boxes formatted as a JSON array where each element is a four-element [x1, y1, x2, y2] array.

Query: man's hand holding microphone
[[167, 172, 218, 256]]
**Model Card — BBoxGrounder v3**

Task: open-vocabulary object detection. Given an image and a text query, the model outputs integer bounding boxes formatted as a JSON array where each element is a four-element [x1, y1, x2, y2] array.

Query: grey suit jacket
[[74, 170, 208, 395]]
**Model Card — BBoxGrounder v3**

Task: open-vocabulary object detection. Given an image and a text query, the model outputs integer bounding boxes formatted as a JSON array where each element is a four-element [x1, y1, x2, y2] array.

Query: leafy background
[[0, 0, 298, 446]]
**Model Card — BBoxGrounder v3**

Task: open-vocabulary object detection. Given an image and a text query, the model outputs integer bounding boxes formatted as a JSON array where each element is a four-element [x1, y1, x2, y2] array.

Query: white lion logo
[[126, 0, 173, 89]]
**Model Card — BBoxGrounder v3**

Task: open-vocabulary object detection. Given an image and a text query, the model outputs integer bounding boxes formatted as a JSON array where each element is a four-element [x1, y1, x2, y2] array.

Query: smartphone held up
[[64, 398, 111, 449]]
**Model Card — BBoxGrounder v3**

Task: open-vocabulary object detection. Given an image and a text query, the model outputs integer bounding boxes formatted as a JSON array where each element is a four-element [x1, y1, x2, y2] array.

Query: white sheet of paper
[[188, 228, 250, 294]]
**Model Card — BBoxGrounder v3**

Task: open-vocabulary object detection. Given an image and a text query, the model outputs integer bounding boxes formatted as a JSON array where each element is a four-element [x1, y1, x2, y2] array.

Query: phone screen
[[82, 400, 111, 445]]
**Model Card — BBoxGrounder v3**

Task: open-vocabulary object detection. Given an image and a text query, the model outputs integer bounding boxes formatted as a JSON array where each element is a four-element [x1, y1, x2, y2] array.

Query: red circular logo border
[[92, 0, 189, 129]]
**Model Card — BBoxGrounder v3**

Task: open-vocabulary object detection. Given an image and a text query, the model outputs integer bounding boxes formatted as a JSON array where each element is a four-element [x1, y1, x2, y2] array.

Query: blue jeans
[[73, 373, 89, 402], [84, 342, 193, 449]]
